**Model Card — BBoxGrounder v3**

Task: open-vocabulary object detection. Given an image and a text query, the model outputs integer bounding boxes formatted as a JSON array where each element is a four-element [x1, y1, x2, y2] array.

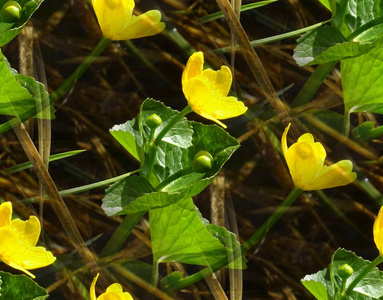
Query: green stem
[[155, 167, 193, 191], [337, 0, 349, 32], [155, 105, 193, 144], [341, 255, 383, 298], [291, 61, 337, 108], [20, 170, 139, 204], [50, 37, 111, 102], [100, 107, 193, 257], [100, 210, 146, 258], [168, 187, 303, 292], [241, 187, 303, 252], [145, 105, 193, 179]]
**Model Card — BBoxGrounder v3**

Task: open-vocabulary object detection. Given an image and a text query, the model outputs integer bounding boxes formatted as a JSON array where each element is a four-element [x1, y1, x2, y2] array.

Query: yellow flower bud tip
[[374, 206, 383, 257], [0, 202, 56, 278], [192, 150, 213, 173], [282, 124, 357, 191], [182, 52, 247, 129], [1, 1, 21, 23], [90, 273, 134, 300], [91, 0, 165, 41]]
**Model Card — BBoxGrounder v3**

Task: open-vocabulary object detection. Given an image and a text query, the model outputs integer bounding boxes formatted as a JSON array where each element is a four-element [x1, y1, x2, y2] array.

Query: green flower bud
[[338, 264, 354, 280], [146, 113, 162, 129], [192, 150, 213, 173], [1, 1, 21, 23]]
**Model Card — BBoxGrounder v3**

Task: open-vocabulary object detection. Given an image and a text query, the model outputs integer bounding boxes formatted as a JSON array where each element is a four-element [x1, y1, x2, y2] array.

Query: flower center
[[105, 0, 119, 9], [295, 143, 312, 159]]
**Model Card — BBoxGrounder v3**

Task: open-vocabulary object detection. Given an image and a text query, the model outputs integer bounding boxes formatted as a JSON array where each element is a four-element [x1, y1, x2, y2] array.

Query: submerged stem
[[100, 211, 146, 258], [50, 37, 111, 102]]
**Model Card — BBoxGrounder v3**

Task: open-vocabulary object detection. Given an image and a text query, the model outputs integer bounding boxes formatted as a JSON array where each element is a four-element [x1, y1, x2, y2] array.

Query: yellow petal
[[182, 52, 203, 87], [199, 111, 227, 128], [0, 202, 12, 227], [202, 66, 232, 98], [374, 207, 383, 256], [0, 227, 35, 277], [92, 0, 134, 40], [113, 10, 165, 41], [21, 246, 56, 269], [7, 260, 36, 278], [304, 160, 357, 190], [90, 273, 99, 300], [285, 138, 325, 190], [98, 283, 133, 300], [281, 123, 291, 159], [184, 77, 211, 115], [0, 227, 21, 261], [204, 96, 247, 119], [10, 216, 40, 247]]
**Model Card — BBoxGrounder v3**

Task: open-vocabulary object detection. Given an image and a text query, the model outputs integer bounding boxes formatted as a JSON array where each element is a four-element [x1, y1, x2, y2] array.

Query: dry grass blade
[[215, 0, 296, 133], [210, 174, 226, 286], [12, 123, 107, 287]]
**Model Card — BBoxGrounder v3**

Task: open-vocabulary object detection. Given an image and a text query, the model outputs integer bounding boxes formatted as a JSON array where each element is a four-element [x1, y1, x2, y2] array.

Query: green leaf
[[110, 118, 142, 162], [103, 122, 239, 216], [139, 99, 193, 149], [0, 49, 54, 119], [160, 272, 184, 290], [110, 99, 193, 164], [301, 269, 333, 299], [0, 0, 44, 47], [341, 47, 383, 115], [0, 49, 35, 116], [104, 99, 239, 216], [331, 249, 383, 299], [293, 26, 379, 66], [302, 248, 383, 299], [352, 121, 383, 145], [332, 0, 383, 38], [102, 176, 156, 216], [15, 74, 55, 119], [0, 271, 49, 300], [318, 0, 332, 11], [150, 197, 245, 268]]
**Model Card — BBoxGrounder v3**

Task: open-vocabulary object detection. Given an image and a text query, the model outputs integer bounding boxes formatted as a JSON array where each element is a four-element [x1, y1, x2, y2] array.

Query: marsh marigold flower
[[91, 273, 133, 300], [282, 123, 356, 190], [0, 202, 56, 278], [182, 52, 247, 128], [374, 206, 383, 256], [91, 0, 165, 41]]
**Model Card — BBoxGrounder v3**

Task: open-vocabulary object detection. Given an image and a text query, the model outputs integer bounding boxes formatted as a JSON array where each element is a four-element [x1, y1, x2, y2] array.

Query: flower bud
[[338, 263, 354, 280], [1, 1, 21, 23], [146, 113, 162, 129], [192, 150, 213, 173]]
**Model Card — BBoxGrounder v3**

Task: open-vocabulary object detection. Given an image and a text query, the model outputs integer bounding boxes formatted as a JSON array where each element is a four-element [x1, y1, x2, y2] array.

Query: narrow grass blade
[[197, 0, 277, 24], [5, 150, 86, 174], [212, 20, 330, 54]]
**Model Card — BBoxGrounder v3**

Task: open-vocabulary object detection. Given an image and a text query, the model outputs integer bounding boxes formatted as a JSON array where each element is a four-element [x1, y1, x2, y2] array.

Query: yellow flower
[[374, 206, 383, 256], [91, 273, 133, 300], [0, 202, 56, 278], [282, 124, 356, 190], [182, 52, 247, 128], [91, 0, 165, 41]]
